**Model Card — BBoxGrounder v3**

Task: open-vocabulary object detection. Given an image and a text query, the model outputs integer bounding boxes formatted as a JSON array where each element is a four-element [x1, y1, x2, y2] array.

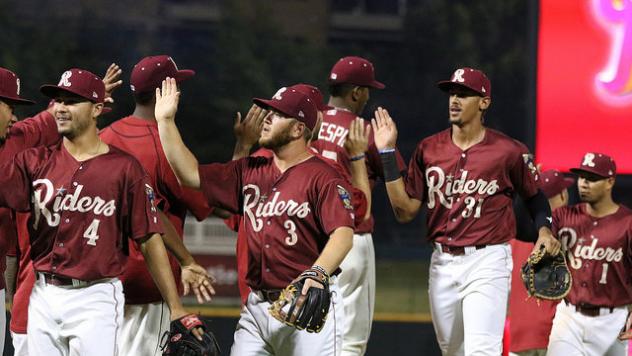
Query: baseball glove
[[161, 314, 220, 356], [521, 245, 572, 300], [268, 266, 331, 333]]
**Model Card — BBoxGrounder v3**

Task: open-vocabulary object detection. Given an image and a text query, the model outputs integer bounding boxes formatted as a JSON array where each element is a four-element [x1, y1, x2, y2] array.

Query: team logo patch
[[522, 153, 539, 180], [337, 185, 353, 211], [145, 183, 157, 212]]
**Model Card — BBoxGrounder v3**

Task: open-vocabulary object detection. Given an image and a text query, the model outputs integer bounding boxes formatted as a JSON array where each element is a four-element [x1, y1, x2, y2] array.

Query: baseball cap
[[253, 87, 318, 130], [40, 69, 105, 103], [437, 67, 491, 97], [130, 55, 195, 93], [570, 152, 616, 179], [538, 170, 575, 198], [288, 83, 332, 111], [0, 68, 35, 105], [328, 56, 385, 89]]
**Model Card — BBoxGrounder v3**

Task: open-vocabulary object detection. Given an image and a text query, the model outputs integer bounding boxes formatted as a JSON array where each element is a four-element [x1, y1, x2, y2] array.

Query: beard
[[259, 124, 295, 149]]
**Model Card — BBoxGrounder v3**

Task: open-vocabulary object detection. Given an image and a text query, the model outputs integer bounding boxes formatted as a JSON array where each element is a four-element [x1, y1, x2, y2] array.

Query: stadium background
[[1, 0, 631, 355]]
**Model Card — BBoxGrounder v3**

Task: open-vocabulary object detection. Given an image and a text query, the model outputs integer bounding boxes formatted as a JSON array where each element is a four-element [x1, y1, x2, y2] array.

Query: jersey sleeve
[[0, 151, 34, 211], [316, 178, 355, 235], [198, 159, 244, 214], [126, 170, 164, 242], [8, 111, 59, 150], [404, 143, 426, 201], [509, 145, 539, 199], [160, 159, 213, 221]]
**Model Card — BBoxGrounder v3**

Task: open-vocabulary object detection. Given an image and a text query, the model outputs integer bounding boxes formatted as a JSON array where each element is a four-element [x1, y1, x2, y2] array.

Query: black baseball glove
[[268, 266, 332, 333], [161, 314, 220, 356], [521, 245, 572, 300]]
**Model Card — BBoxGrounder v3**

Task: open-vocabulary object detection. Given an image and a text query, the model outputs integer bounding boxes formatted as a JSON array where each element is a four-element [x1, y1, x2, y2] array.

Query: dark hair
[[133, 90, 155, 105], [328, 83, 355, 98]]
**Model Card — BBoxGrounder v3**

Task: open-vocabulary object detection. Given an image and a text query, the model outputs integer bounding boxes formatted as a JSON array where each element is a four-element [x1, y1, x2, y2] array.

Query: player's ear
[[92, 102, 103, 119], [351, 86, 364, 102], [479, 97, 491, 111]]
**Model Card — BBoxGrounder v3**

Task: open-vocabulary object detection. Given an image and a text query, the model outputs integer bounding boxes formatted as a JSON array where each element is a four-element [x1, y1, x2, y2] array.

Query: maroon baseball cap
[[288, 83, 332, 111], [0, 68, 35, 105], [570, 152, 616, 179], [437, 67, 491, 97], [40, 69, 105, 103], [253, 87, 318, 130], [130, 55, 195, 94], [328, 56, 385, 89], [538, 170, 575, 198]]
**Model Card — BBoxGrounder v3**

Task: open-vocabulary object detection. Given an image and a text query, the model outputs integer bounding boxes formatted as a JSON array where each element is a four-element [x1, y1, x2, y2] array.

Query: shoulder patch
[[145, 183, 157, 212], [337, 185, 354, 212], [522, 153, 539, 180]]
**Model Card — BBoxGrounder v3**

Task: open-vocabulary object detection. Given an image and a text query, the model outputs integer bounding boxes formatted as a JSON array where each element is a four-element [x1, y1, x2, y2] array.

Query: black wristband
[[380, 151, 401, 182]]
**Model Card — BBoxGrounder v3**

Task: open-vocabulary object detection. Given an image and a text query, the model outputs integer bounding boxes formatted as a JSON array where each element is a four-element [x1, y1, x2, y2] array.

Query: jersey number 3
[[83, 219, 101, 246]]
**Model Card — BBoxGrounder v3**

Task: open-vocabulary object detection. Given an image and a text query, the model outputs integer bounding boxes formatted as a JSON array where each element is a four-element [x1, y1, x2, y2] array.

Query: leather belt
[[566, 301, 614, 317], [255, 289, 282, 303], [436, 243, 487, 256], [37, 272, 111, 288]]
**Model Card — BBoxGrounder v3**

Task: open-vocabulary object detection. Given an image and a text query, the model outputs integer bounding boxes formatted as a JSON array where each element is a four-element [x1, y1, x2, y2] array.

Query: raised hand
[[370, 107, 398, 150], [234, 104, 268, 148], [155, 77, 180, 122], [344, 117, 371, 157], [181, 262, 216, 304], [102, 63, 123, 103]]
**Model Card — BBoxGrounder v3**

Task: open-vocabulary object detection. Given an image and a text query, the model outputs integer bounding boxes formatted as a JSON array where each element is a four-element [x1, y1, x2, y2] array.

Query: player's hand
[[344, 117, 371, 157], [181, 262, 216, 303], [170, 309, 205, 341], [234, 104, 268, 148], [102, 63, 123, 104], [532, 227, 561, 256], [301, 277, 324, 295], [619, 311, 632, 340], [370, 107, 398, 150], [155, 77, 180, 122]]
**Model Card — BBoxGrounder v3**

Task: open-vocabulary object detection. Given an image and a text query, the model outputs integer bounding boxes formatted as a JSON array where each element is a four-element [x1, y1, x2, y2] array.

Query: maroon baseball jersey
[[509, 239, 558, 352], [311, 108, 406, 234], [0, 110, 59, 290], [100, 116, 212, 304], [0, 142, 163, 281], [10, 212, 34, 334], [404, 128, 540, 246], [554, 203, 632, 307], [199, 154, 355, 290]]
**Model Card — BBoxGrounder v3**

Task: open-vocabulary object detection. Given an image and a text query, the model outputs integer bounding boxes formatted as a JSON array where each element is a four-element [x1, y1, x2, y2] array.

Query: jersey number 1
[[83, 219, 101, 246], [599, 263, 609, 284]]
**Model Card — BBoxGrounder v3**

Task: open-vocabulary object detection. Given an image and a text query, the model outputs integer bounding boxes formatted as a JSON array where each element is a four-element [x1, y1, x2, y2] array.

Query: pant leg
[[230, 292, 274, 356], [63, 280, 124, 356], [0, 289, 6, 352], [461, 244, 512, 356], [546, 303, 585, 356], [11, 332, 29, 356], [338, 233, 375, 356], [27, 281, 66, 356], [587, 307, 628, 356], [120, 301, 170, 356], [428, 249, 464, 356]]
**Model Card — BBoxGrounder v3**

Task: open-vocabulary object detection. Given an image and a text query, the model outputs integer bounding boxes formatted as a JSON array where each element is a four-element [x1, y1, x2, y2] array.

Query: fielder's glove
[[161, 314, 220, 356], [268, 266, 332, 333], [521, 245, 572, 300]]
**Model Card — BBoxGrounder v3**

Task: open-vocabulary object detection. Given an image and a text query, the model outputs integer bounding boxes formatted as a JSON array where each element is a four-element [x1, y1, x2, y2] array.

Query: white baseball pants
[[119, 301, 170, 356], [11, 332, 28, 356]]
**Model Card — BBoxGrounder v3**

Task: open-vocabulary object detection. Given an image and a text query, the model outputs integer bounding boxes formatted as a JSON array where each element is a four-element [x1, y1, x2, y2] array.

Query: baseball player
[[99, 55, 215, 356], [371, 67, 561, 355], [156, 78, 356, 355], [0, 68, 203, 356], [310, 56, 406, 355], [547, 152, 632, 356], [0, 66, 45, 353], [508, 169, 575, 356], [229, 84, 373, 306]]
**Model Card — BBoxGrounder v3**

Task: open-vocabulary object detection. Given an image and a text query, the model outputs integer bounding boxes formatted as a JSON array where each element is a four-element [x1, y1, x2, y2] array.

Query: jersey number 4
[[83, 219, 101, 246]]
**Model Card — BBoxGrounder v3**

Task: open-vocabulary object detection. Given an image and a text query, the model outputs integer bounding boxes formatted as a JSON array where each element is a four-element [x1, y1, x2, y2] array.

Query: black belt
[[38, 272, 90, 287], [566, 301, 615, 317], [257, 289, 282, 303], [439, 244, 487, 256]]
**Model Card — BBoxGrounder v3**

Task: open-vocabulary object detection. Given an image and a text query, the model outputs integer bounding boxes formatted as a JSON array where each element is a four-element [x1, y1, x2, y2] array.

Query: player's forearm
[[232, 140, 253, 161], [157, 120, 201, 189], [140, 234, 187, 319], [385, 179, 421, 222], [158, 211, 194, 267], [4, 256, 17, 302], [313, 226, 354, 275], [349, 159, 372, 221]]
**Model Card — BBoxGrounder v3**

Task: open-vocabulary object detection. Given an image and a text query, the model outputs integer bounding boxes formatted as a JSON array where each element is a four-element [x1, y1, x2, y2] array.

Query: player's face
[[577, 174, 614, 204], [448, 87, 488, 126], [259, 111, 298, 149], [0, 100, 15, 143], [53, 94, 102, 139]]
